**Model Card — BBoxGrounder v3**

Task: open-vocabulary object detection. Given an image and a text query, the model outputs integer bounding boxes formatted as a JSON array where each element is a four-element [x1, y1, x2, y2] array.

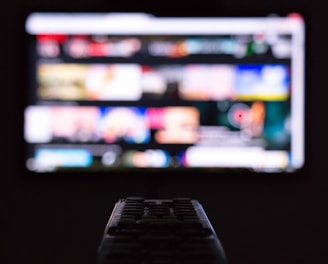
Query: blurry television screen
[[24, 12, 305, 173]]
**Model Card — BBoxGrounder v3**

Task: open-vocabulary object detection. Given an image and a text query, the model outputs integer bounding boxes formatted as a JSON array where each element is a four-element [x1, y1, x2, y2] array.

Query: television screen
[[23, 12, 305, 174]]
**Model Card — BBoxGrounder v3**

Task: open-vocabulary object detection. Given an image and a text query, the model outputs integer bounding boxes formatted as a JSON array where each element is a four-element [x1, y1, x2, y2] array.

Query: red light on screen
[[287, 13, 304, 21]]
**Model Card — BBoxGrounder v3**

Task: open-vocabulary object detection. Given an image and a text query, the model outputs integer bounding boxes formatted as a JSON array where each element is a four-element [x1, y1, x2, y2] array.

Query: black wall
[[2, 1, 327, 263]]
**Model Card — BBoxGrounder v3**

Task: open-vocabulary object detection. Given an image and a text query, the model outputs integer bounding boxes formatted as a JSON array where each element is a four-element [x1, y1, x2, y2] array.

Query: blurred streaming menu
[[26, 31, 294, 172]]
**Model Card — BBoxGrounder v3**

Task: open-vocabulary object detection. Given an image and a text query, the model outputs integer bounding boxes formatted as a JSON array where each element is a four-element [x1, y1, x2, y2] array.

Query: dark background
[[2, 0, 327, 263]]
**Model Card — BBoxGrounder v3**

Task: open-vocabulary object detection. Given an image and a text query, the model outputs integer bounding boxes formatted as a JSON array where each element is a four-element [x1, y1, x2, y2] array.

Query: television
[[23, 12, 306, 174]]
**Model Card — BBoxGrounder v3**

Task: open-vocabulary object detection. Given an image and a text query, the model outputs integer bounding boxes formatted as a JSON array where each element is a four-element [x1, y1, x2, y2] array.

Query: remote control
[[97, 197, 228, 264]]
